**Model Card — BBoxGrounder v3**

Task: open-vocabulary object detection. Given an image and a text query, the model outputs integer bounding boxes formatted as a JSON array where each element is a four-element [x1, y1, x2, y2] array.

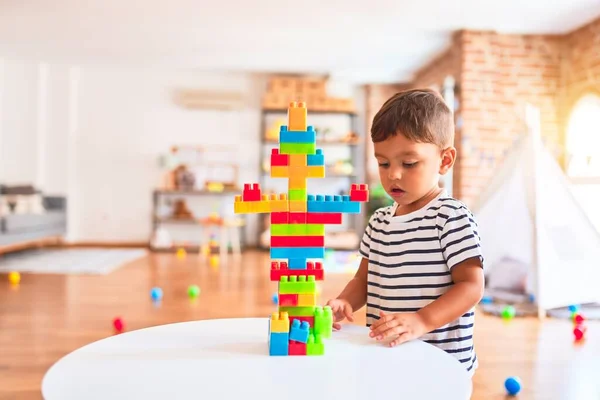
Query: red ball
[[113, 317, 124, 333], [574, 325, 586, 341], [574, 314, 585, 324]]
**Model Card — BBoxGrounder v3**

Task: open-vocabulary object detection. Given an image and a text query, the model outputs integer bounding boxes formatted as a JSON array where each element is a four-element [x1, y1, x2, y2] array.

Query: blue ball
[[568, 304, 579, 313], [480, 295, 493, 304], [150, 287, 163, 301], [504, 376, 522, 395], [272, 293, 278, 304]]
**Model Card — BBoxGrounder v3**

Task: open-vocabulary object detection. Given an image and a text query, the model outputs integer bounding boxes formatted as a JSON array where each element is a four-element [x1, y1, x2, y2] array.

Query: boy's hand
[[369, 311, 428, 347], [325, 298, 354, 330]]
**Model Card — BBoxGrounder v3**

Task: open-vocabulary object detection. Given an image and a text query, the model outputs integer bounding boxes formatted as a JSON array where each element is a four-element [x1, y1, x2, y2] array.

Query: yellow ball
[[8, 271, 20, 285]]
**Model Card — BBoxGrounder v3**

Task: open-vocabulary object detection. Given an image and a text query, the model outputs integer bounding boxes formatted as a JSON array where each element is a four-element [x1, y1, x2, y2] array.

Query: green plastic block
[[280, 143, 316, 155], [270, 224, 325, 236], [279, 275, 317, 294], [279, 306, 317, 317], [307, 333, 324, 355], [288, 189, 307, 201], [314, 306, 333, 338]]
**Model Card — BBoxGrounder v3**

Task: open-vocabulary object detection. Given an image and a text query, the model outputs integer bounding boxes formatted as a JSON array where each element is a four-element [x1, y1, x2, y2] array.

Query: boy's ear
[[439, 147, 456, 174]]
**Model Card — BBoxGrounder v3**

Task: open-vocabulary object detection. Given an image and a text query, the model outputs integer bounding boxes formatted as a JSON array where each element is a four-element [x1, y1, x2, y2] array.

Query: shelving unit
[[257, 108, 366, 250], [149, 189, 246, 252]]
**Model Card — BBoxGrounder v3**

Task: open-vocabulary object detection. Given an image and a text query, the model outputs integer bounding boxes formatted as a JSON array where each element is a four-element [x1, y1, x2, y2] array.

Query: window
[[566, 93, 600, 233]]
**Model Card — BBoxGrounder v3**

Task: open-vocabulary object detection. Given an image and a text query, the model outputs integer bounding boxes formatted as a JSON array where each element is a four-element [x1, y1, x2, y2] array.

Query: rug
[[478, 287, 600, 320], [0, 248, 147, 275]]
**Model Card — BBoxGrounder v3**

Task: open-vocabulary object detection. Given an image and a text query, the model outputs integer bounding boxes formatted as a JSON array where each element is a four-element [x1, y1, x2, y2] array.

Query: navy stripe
[[446, 244, 481, 263], [463, 311, 474, 318], [442, 233, 476, 253], [359, 248, 369, 258], [439, 223, 472, 240], [368, 270, 450, 279], [431, 323, 474, 334], [466, 354, 477, 372], [369, 247, 443, 258], [444, 345, 473, 354], [459, 356, 472, 363], [367, 235, 439, 247], [369, 292, 441, 301], [368, 281, 453, 290], [367, 303, 420, 312], [367, 258, 448, 269], [404, 214, 438, 224], [370, 224, 443, 236], [425, 335, 473, 344]]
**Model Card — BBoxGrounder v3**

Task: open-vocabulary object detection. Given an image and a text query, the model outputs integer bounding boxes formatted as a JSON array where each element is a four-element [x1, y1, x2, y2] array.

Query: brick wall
[[560, 17, 600, 148], [365, 17, 600, 205]]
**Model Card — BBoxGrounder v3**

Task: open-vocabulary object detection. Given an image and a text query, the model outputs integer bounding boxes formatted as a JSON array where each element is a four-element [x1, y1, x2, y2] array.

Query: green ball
[[501, 305, 516, 319], [187, 285, 200, 298]]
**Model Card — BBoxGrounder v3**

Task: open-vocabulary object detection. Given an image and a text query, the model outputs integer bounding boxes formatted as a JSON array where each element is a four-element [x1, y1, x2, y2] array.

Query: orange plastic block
[[271, 166, 289, 178], [289, 200, 307, 212], [298, 293, 317, 306], [289, 175, 307, 189], [289, 154, 307, 167], [288, 101, 307, 131], [269, 194, 289, 212], [270, 311, 290, 333], [307, 166, 325, 178]]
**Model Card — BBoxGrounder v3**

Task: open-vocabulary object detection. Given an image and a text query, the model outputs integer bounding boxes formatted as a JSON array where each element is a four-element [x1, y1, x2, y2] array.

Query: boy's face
[[373, 133, 455, 207]]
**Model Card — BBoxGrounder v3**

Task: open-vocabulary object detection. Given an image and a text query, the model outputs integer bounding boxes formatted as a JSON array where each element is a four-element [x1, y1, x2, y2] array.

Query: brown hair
[[371, 88, 454, 148]]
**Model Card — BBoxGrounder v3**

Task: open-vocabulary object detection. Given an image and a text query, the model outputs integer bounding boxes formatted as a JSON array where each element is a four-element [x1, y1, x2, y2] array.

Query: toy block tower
[[234, 101, 369, 356]]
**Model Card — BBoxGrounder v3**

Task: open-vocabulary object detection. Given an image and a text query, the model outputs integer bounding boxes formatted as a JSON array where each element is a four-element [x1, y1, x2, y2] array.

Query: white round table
[[42, 318, 472, 400]]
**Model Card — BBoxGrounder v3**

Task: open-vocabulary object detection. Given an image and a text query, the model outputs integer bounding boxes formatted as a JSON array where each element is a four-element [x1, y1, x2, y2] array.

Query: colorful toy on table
[[234, 101, 369, 356]]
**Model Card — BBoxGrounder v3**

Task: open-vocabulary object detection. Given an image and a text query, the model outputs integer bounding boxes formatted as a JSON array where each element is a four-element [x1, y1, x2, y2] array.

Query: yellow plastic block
[[307, 166, 325, 178], [269, 194, 289, 212], [234, 195, 250, 213], [288, 101, 307, 131], [289, 174, 307, 189], [289, 200, 307, 212], [251, 196, 271, 213], [298, 293, 316, 306], [270, 311, 290, 333], [271, 166, 289, 178], [289, 154, 307, 167]]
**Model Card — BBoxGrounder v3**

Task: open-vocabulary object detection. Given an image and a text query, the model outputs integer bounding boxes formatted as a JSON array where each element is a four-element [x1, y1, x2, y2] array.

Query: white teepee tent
[[471, 104, 600, 318]]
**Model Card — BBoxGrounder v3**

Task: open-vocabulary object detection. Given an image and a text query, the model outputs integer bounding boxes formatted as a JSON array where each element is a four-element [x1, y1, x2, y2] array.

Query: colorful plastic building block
[[278, 275, 317, 294], [269, 332, 289, 356], [314, 306, 333, 338], [307, 333, 324, 355], [233, 100, 368, 356], [270, 261, 324, 281], [270, 311, 290, 333], [289, 319, 310, 343], [280, 125, 316, 143], [350, 184, 369, 202], [289, 340, 306, 356]]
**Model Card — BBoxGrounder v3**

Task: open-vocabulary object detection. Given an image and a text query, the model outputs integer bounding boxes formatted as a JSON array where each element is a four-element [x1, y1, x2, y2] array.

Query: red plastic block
[[270, 261, 324, 281], [289, 340, 307, 356], [271, 212, 289, 224], [271, 149, 289, 167], [289, 212, 307, 224], [350, 184, 369, 202], [271, 235, 324, 247], [306, 212, 342, 224], [278, 294, 298, 306], [243, 183, 262, 202]]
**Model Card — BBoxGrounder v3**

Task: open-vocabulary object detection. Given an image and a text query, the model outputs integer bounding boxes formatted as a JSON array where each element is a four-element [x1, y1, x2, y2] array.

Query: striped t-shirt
[[359, 190, 483, 376]]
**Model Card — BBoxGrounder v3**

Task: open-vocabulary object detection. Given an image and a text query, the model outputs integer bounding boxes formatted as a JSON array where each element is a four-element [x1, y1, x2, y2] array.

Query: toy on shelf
[[234, 101, 369, 356]]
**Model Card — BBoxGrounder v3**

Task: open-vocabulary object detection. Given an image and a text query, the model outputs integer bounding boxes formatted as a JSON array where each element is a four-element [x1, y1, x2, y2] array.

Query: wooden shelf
[[262, 108, 357, 116], [153, 189, 240, 195]]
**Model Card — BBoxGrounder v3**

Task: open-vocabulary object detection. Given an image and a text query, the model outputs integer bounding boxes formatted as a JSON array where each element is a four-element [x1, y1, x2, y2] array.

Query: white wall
[[0, 60, 264, 245]]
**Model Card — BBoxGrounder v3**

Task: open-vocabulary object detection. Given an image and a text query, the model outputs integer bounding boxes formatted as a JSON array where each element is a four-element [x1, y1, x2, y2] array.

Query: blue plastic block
[[279, 125, 316, 143], [271, 247, 325, 259], [289, 258, 307, 270], [289, 319, 310, 343], [307, 149, 324, 166], [307, 194, 361, 213], [269, 331, 289, 356]]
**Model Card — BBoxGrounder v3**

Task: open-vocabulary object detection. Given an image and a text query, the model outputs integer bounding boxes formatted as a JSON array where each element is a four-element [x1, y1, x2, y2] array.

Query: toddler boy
[[327, 89, 484, 376]]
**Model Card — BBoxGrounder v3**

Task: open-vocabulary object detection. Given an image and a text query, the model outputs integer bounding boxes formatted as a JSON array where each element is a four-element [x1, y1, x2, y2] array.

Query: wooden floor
[[1, 249, 599, 400]]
